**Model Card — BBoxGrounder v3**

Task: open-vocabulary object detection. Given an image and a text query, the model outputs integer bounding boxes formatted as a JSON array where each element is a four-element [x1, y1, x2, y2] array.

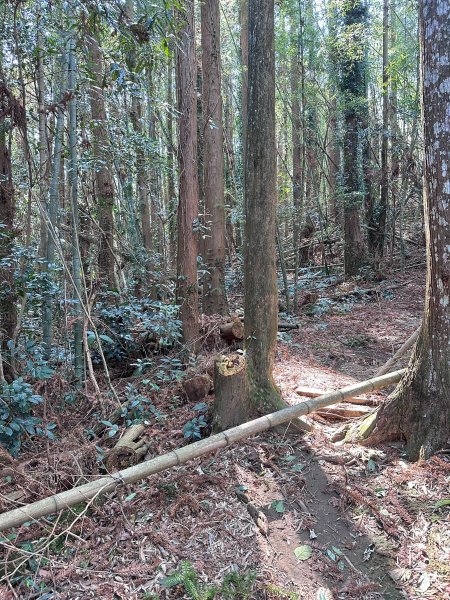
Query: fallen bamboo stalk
[[0, 369, 404, 532], [375, 326, 420, 376]]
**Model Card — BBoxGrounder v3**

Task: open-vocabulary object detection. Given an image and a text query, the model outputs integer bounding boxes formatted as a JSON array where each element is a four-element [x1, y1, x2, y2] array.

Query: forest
[[0, 0, 449, 597]]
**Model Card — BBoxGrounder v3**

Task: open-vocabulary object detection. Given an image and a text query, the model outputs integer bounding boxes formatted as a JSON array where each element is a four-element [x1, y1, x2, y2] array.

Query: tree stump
[[213, 353, 249, 431], [219, 318, 244, 342], [104, 424, 148, 471], [183, 374, 213, 402]]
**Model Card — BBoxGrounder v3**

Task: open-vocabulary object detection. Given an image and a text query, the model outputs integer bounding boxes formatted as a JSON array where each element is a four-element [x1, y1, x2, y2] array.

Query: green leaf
[[434, 498, 450, 508], [271, 500, 285, 513], [290, 463, 304, 472], [125, 492, 137, 502], [367, 459, 377, 472], [99, 334, 114, 345], [294, 545, 312, 561]]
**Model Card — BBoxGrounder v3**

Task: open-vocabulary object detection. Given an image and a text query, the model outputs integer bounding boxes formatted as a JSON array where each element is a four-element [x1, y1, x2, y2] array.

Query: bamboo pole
[[0, 369, 404, 531]]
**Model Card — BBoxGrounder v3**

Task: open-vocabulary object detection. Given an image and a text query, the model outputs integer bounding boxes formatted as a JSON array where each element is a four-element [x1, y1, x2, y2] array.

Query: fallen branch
[[375, 326, 420, 376], [295, 387, 378, 406], [0, 369, 404, 531]]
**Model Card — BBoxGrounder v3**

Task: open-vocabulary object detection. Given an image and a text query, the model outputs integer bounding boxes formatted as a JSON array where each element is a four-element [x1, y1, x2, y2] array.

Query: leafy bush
[[91, 297, 183, 363], [0, 379, 55, 455]]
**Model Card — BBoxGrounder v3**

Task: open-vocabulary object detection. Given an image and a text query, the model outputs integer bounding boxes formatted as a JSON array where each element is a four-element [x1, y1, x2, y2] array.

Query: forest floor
[[1, 264, 449, 600]]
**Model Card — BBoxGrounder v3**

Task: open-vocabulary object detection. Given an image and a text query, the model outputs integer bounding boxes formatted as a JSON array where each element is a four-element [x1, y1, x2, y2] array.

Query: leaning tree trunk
[[244, 0, 282, 413], [86, 24, 116, 289], [176, 0, 200, 351], [362, 0, 449, 460], [201, 0, 228, 316]]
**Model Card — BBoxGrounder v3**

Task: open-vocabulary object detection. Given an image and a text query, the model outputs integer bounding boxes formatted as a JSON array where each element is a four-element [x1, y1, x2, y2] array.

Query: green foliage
[[161, 561, 256, 600], [183, 415, 208, 441], [0, 379, 55, 455], [93, 297, 182, 364]]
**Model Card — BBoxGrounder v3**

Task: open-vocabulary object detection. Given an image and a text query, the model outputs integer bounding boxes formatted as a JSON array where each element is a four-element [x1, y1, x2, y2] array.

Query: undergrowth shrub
[[91, 297, 182, 364], [0, 379, 55, 455]]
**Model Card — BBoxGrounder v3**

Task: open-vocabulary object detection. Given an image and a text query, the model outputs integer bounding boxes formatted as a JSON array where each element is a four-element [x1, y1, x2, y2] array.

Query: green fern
[[161, 561, 218, 600], [221, 571, 257, 599]]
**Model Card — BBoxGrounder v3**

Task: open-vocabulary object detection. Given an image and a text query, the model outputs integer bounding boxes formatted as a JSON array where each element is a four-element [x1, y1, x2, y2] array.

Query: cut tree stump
[[104, 424, 148, 471], [213, 353, 249, 431], [183, 374, 213, 402], [295, 387, 379, 406], [219, 318, 244, 342]]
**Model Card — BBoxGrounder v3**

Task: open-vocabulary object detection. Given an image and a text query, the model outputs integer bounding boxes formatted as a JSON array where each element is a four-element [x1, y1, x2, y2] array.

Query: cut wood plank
[[314, 403, 373, 420], [295, 387, 379, 406]]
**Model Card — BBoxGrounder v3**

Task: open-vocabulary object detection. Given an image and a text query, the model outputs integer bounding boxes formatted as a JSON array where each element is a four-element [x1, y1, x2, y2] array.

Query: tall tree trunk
[[370, 0, 389, 261], [176, 0, 200, 351], [86, 25, 115, 289], [244, 0, 282, 412], [201, 0, 228, 315], [42, 56, 66, 359], [37, 22, 49, 260], [340, 0, 367, 276], [291, 50, 302, 313], [86, 22, 116, 289], [362, 0, 449, 460], [166, 51, 177, 270], [240, 0, 248, 209], [0, 127, 16, 382], [68, 32, 84, 385]]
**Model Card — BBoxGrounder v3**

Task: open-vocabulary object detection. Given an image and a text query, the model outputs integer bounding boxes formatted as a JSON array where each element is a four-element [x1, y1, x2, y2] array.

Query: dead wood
[[296, 387, 378, 406], [183, 373, 213, 402], [104, 424, 148, 471], [219, 317, 244, 342], [330, 282, 407, 302], [375, 326, 420, 376], [313, 403, 373, 421], [0, 368, 404, 531]]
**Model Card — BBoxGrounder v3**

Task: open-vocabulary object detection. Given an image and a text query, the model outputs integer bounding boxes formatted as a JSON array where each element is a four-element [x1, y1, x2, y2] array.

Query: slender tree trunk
[[166, 51, 177, 270], [363, 0, 449, 460], [371, 0, 389, 261], [327, 108, 340, 225], [201, 0, 228, 315], [0, 127, 16, 382], [244, 0, 282, 412], [42, 56, 66, 359], [176, 0, 200, 350], [67, 32, 84, 385], [37, 22, 49, 260], [291, 51, 302, 313], [86, 25, 115, 288]]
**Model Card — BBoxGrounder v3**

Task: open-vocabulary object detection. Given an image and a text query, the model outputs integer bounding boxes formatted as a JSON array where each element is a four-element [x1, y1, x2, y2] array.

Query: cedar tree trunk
[[244, 0, 282, 412], [363, 0, 450, 460]]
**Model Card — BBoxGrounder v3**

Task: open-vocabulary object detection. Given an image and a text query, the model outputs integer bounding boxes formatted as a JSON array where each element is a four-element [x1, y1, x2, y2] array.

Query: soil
[[0, 266, 449, 600]]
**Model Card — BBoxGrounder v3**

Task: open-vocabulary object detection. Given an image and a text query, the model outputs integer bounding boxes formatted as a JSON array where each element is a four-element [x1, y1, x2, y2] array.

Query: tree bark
[[362, 0, 450, 460], [213, 353, 249, 431], [0, 129, 16, 382], [86, 24, 116, 289], [339, 0, 367, 276], [201, 0, 228, 315], [244, 0, 282, 413], [176, 0, 200, 351]]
